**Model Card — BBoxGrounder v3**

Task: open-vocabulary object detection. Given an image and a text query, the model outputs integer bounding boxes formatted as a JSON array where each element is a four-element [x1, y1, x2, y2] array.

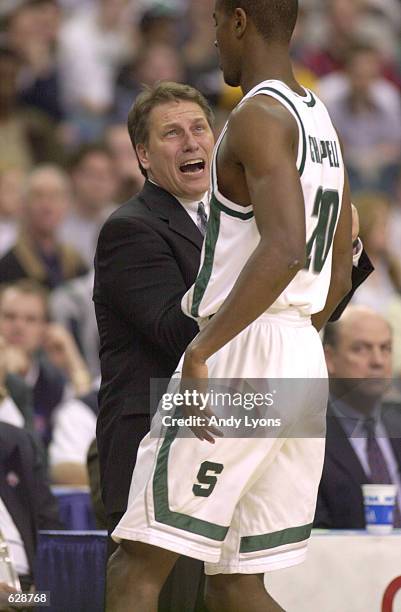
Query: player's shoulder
[[231, 93, 298, 132], [226, 94, 298, 150]]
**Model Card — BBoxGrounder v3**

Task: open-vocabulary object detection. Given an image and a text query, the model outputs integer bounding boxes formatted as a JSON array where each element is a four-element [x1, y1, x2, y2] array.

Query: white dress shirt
[[148, 179, 209, 229], [0, 397, 24, 428], [0, 498, 30, 576]]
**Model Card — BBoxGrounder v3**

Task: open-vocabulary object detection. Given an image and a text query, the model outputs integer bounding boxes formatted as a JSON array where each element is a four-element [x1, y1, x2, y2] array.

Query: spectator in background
[[50, 271, 100, 378], [182, 0, 221, 104], [48, 384, 97, 486], [352, 192, 401, 313], [105, 124, 145, 203], [0, 281, 91, 446], [0, 45, 63, 173], [60, 144, 117, 267], [138, 2, 181, 47], [0, 168, 24, 258], [6, 0, 64, 122], [303, 0, 401, 86], [353, 192, 401, 376], [0, 421, 62, 594], [58, 0, 133, 141], [0, 335, 31, 430], [0, 165, 87, 289], [113, 42, 185, 124], [319, 43, 401, 194], [315, 306, 401, 529], [303, 0, 365, 78]]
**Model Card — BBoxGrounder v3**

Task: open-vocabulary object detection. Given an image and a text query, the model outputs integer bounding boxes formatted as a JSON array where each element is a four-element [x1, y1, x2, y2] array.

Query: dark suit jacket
[[0, 423, 62, 576], [93, 180, 201, 515], [314, 403, 401, 529]]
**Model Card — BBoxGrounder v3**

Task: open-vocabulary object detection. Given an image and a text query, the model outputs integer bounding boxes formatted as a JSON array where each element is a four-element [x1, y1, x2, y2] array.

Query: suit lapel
[[139, 181, 203, 250], [326, 404, 369, 485]]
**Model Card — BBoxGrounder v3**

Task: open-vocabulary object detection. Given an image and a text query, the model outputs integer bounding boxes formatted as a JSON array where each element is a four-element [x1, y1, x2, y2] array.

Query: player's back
[[182, 79, 345, 322]]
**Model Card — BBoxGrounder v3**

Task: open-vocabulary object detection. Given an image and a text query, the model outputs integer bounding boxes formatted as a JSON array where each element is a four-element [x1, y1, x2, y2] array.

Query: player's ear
[[136, 143, 150, 170], [234, 8, 247, 38]]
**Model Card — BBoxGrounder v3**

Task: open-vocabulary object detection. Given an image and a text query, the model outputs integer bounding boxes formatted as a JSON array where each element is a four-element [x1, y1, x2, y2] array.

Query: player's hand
[[181, 350, 223, 444]]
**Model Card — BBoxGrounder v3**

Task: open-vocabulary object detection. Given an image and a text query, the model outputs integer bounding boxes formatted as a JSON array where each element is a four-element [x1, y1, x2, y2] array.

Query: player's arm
[[183, 98, 306, 370], [311, 170, 353, 331]]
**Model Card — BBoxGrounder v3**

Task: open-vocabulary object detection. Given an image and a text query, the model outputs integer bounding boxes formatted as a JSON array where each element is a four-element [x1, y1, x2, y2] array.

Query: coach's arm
[[328, 247, 374, 321], [95, 216, 198, 363]]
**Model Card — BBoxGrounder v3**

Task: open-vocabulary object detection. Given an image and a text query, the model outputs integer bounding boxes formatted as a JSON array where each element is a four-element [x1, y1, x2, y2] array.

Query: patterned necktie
[[364, 419, 401, 527], [197, 201, 208, 236]]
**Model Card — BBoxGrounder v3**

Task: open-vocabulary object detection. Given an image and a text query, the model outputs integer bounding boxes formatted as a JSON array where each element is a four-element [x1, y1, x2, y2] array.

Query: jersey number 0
[[305, 187, 339, 274]]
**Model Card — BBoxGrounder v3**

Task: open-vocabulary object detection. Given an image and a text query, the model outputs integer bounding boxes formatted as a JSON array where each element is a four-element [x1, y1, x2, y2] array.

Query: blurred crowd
[[0, 0, 401, 490]]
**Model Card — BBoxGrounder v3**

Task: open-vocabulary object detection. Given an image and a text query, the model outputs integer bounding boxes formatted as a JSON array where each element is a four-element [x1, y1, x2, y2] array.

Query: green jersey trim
[[252, 86, 308, 177], [240, 522, 313, 554], [303, 91, 316, 108], [190, 198, 221, 318], [213, 198, 254, 220], [152, 422, 229, 541]]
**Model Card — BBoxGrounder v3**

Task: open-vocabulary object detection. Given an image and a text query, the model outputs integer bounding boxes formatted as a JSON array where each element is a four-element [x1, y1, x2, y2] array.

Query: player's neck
[[240, 49, 298, 95]]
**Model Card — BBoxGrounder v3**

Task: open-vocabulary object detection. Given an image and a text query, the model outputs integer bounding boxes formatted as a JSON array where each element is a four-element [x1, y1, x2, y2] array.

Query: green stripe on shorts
[[152, 424, 229, 541], [191, 197, 221, 318], [240, 522, 313, 554]]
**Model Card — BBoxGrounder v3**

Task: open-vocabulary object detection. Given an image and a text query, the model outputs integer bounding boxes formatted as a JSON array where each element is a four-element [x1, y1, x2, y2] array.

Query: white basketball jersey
[[182, 79, 345, 320]]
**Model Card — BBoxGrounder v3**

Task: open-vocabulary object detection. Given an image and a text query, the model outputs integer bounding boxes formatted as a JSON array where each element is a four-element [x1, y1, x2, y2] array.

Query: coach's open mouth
[[179, 159, 206, 174]]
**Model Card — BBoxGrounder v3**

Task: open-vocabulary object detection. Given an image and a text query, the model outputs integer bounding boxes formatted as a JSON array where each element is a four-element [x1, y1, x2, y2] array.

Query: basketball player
[[107, 1, 353, 610]]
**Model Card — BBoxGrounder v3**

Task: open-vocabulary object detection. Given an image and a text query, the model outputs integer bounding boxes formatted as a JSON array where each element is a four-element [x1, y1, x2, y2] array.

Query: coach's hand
[[181, 350, 223, 444]]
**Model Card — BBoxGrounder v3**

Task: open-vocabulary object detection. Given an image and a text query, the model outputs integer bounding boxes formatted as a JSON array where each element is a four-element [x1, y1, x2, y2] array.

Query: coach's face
[[136, 100, 214, 200]]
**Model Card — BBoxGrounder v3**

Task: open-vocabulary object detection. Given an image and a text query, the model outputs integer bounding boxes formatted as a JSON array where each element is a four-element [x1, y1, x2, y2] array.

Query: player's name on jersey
[[308, 136, 340, 168], [162, 415, 282, 430]]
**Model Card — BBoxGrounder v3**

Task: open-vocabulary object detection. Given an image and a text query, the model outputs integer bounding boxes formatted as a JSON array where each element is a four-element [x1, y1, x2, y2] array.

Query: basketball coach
[[93, 82, 372, 609]]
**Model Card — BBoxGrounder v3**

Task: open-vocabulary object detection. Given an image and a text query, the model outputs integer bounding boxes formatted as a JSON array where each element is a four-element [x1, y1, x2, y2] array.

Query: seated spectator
[[50, 271, 99, 377], [48, 386, 98, 486], [58, 0, 133, 141], [0, 421, 62, 594], [59, 144, 118, 267], [315, 306, 401, 529], [319, 43, 401, 193], [105, 124, 144, 203], [6, 0, 64, 122], [303, 0, 401, 87], [0, 165, 87, 289], [0, 333, 37, 432], [0, 281, 91, 446], [0, 45, 63, 173], [113, 42, 185, 124], [0, 168, 24, 258], [352, 192, 401, 314], [182, 0, 221, 104]]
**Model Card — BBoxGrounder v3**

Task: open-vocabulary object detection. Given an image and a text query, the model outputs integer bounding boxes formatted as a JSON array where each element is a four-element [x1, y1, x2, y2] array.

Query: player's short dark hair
[[127, 82, 214, 178], [220, 0, 298, 43]]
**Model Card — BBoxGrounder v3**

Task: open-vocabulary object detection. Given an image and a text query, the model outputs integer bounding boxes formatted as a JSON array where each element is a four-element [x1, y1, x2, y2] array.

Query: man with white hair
[[315, 305, 401, 528]]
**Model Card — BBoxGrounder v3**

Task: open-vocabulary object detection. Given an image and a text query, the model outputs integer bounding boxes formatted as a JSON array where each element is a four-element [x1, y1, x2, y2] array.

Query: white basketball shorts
[[112, 310, 328, 574]]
